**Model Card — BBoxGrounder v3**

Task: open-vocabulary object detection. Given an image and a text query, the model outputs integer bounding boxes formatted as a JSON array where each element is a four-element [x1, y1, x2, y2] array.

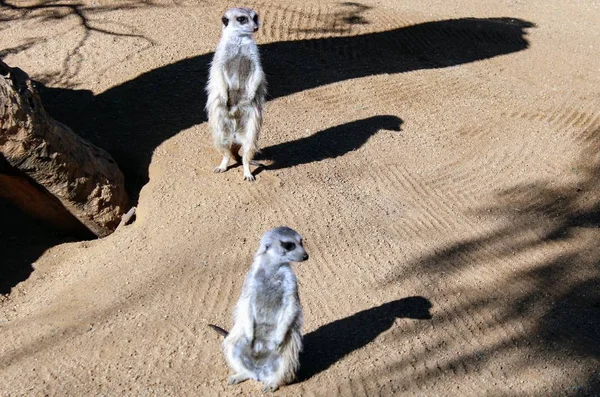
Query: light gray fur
[[223, 227, 308, 392], [205, 7, 267, 181]]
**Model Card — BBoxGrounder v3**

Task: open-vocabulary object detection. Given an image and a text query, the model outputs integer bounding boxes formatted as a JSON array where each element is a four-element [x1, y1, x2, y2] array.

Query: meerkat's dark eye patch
[[236, 16, 248, 24], [281, 241, 296, 251], [222, 16, 229, 26], [253, 14, 259, 24]]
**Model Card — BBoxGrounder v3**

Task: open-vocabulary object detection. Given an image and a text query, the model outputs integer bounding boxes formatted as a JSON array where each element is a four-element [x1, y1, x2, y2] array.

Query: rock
[[0, 60, 129, 237]]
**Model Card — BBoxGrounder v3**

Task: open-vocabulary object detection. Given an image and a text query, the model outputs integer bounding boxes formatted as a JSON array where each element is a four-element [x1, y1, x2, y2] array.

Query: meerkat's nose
[[302, 253, 309, 261], [253, 26, 259, 32]]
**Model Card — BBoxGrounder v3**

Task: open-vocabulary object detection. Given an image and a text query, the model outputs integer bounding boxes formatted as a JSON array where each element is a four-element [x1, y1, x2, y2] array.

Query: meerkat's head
[[256, 227, 309, 264], [221, 7, 260, 37]]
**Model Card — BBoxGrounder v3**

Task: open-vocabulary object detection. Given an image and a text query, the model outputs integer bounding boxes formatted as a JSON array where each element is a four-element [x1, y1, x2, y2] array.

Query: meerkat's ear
[[222, 16, 229, 27], [255, 243, 270, 256]]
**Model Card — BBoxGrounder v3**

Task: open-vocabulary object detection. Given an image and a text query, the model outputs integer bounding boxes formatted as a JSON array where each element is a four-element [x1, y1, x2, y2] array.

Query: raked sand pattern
[[1, 0, 599, 395]]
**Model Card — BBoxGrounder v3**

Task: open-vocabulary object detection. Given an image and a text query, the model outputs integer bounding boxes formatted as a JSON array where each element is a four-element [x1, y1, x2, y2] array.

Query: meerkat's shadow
[[256, 115, 402, 171], [298, 296, 432, 381]]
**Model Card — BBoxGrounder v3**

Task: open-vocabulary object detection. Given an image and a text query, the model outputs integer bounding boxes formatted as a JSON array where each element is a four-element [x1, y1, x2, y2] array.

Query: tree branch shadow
[[295, 2, 373, 34], [379, 135, 600, 393], [0, 38, 47, 58], [1, 0, 156, 86], [1, 1, 155, 293]]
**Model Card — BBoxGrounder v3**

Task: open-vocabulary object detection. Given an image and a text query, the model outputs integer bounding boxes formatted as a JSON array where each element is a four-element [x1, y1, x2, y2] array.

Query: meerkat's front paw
[[244, 173, 256, 182], [262, 383, 279, 393], [214, 166, 227, 173], [272, 336, 285, 352]]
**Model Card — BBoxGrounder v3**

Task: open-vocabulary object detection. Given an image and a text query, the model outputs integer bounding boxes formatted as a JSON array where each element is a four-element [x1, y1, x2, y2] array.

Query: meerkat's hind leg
[[213, 133, 234, 173], [230, 143, 243, 164], [241, 137, 257, 181], [262, 383, 280, 393], [214, 154, 232, 173], [224, 335, 258, 386], [260, 328, 302, 391], [242, 152, 256, 181], [227, 372, 252, 385], [215, 143, 241, 173], [211, 106, 236, 173], [241, 108, 261, 181]]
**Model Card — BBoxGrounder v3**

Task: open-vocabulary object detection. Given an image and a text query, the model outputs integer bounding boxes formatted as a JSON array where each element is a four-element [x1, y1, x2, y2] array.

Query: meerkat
[[209, 227, 308, 392], [205, 7, 266, 181]]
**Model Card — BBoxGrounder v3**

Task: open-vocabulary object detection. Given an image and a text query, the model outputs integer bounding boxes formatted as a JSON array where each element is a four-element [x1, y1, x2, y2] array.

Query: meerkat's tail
[[208, 324, 229, 337]]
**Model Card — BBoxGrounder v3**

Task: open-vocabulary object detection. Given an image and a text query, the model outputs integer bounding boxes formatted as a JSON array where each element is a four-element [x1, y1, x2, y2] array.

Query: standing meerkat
[[205, 7, 266, 181], [209, 227, 308, 392]]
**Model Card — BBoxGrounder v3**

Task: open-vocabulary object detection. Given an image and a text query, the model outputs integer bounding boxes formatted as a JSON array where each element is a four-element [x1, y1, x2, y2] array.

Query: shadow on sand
[[257, 115, 403, 170], [0, 199, 76, 294], [38, 17, 534, 199], [381, 140, 600, 393], [298, 296, 432, 381]]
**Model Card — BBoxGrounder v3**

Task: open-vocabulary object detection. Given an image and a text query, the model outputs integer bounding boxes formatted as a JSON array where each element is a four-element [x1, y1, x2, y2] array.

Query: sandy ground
[[1, 0, 599, 395]]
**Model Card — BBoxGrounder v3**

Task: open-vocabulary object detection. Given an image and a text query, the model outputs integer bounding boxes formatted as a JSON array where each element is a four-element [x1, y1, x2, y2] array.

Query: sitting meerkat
[[209, 227, 308, 392], [205, 7, 266, 181]]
